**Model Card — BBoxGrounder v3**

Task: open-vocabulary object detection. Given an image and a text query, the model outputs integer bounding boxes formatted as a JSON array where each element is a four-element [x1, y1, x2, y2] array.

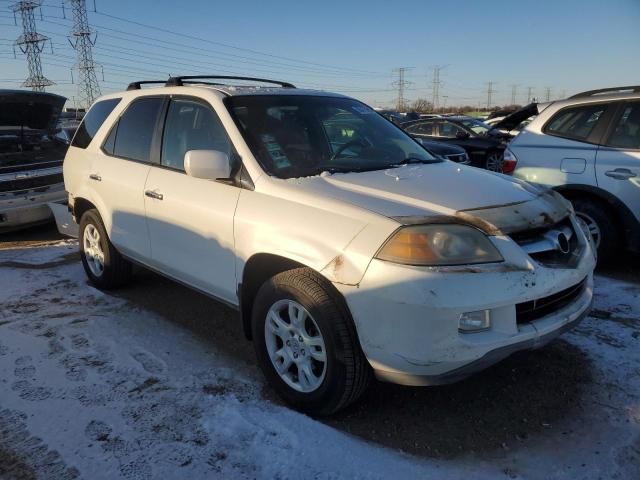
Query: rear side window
[[405, 122, 434, 135], [605, 103, 640, 149], [110, 97, 164, 163], [71, 98, 121, 149], [544, 104, 607, 142]]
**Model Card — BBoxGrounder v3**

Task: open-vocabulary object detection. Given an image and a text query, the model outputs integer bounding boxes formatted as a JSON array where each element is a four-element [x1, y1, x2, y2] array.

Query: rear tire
[[485, 150, 503, 171], [79, 209, 132, 289], [252, 268, 371, 416], [571, 197, 620, 260]]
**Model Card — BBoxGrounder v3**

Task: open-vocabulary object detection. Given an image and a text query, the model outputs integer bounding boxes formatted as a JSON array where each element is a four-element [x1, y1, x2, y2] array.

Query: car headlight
[[376, 224, 503, 266]]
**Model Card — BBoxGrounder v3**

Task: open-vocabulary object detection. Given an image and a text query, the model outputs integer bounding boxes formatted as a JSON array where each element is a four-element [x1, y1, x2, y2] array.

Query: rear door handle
[[605, 168, 637, 180], [145, 190, 163, 200], [89, 174, 101, 181]]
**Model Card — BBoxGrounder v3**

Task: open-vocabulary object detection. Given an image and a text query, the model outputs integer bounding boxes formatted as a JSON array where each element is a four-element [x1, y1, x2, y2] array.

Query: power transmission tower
[[510, 84, 518, 105], [527, 86, 535, 103], [392, 67, 411, 111], [485, 81, 496, 109], [66, 0, 101, 108], [11, 1, 53, 91], [430, 65, 447, 110], [545, 87, 552, 102]]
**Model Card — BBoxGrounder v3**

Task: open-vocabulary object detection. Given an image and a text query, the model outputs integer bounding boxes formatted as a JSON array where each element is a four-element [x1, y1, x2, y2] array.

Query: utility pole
[[392, 67, 411, 112], [485, 81, 496, 109], [12, 1, 53, 91], [66, 0, 101, 108], [430, 65, 446, 111], [527, 86, 535, 103], [545, 87, 552, 102], [510, 84, 518, 105]]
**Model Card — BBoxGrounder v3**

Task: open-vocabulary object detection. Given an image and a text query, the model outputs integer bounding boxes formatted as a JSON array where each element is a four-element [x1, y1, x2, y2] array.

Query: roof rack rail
[[127, 80, 168, 91], [568, 85, 640, 99], [165, 75, 296, 88]]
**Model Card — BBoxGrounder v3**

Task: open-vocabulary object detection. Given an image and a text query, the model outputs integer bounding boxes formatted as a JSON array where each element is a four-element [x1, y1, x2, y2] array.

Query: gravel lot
[[1, 225, 639, 479]]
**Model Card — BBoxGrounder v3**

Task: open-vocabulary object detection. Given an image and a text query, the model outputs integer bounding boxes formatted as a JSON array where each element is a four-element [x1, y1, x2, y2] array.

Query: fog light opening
[[459, 310, 491, 333]]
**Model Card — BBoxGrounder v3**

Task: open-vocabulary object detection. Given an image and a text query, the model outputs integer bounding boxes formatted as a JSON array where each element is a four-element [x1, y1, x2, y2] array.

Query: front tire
[[252, 268, 371, 416], [79, 209, 132, 289]]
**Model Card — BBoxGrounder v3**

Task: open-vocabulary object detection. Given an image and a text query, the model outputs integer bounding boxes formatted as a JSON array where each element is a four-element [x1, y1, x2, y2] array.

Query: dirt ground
[[1, 223, 639, 479]]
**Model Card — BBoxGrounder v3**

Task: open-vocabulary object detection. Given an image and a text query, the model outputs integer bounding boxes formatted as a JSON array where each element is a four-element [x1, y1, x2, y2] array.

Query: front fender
[[233, 190, 396, 286]]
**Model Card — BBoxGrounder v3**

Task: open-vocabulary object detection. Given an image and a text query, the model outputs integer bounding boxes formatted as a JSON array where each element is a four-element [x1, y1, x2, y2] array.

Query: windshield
[[226, 95, 438, 179], [458, 118, 490, 135]]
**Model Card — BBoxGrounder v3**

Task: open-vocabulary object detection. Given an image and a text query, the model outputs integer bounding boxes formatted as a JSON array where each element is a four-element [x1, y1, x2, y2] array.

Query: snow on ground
[[0, 243, 638, 479]]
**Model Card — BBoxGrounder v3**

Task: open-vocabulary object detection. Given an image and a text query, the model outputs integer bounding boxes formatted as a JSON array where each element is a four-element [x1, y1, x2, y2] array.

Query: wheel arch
[[238, 253, 351, 341], [72, 196, 98, 224]]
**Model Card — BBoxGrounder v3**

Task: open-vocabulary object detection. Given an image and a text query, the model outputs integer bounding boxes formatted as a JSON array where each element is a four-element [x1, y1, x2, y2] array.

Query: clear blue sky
[[1, 0, 638, 108]]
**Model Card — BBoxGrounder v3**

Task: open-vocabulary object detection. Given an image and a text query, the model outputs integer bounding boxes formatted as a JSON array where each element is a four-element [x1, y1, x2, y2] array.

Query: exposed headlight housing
[[376, 224, 503, 266]]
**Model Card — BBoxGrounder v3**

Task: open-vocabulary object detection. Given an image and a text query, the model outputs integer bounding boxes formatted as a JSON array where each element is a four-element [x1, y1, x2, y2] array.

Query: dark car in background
[[401, 116, 507, 170], [415, 137, 470, 164], [0, 90, 68, 232]]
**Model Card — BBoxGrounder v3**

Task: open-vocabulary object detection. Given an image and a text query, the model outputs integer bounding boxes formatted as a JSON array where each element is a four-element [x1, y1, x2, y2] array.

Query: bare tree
[[410, 98, 434, 113]]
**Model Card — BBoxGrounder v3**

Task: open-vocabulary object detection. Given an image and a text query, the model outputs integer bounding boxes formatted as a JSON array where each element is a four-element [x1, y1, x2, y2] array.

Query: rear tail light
[[501, 147, 518, 174]]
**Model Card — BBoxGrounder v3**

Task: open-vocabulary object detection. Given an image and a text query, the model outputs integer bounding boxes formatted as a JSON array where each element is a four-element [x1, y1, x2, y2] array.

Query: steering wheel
[[330, 139, 369, 162]]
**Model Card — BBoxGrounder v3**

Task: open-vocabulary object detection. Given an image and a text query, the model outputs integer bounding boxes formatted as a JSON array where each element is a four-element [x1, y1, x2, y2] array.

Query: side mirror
[[184, 150, 231, 180], [455, 130, 470, 139]]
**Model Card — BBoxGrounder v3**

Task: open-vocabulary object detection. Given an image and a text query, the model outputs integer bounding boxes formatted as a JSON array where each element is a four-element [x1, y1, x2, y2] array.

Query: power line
[[510, 84, 518, 105], [11, 1, 53, 91], [92, 7, 380, 76], [545, 87, 552, 102]]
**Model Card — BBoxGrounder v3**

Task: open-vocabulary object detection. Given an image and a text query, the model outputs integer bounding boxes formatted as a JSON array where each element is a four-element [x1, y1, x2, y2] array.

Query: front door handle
[[145, 190, 163, 200], [89, 174, 101, 181], [605, 168, 637, 180]]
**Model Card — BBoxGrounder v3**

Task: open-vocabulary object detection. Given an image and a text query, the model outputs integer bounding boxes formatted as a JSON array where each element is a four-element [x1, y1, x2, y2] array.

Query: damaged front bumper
[[336, 217, 596, 386]]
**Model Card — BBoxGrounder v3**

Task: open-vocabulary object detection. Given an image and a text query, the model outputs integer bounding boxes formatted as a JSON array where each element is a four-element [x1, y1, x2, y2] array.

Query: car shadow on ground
[[324, 340, 592, 459]]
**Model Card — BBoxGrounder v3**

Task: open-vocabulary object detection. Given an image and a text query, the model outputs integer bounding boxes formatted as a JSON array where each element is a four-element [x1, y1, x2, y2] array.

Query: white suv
[[63, 76, 596, 415], [506, 86, 640, 259]]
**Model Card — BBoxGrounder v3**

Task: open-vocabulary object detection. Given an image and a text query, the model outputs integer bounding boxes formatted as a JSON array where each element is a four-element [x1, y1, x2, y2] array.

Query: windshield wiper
[[388, 157, 443, 167]]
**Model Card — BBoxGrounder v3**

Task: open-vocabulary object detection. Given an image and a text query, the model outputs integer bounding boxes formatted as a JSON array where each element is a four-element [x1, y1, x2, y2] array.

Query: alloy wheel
[[264, 299, 327, 393], [485, 152, 504, 172], [83, 224, 105, 277]]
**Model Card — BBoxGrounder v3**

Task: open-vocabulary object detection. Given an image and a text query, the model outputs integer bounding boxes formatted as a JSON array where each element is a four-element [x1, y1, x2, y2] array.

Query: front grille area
[[510, 217, 580, 268], [0, 172, 63, 194], [516, 278, 587, 324]]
